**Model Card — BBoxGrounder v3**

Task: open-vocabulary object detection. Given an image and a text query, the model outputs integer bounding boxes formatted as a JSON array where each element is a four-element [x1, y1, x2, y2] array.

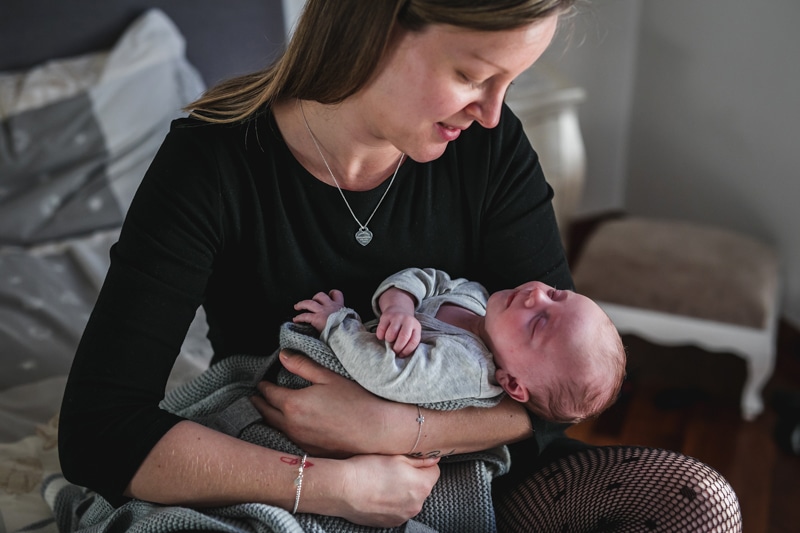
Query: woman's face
[[354, 15, 560, 162]]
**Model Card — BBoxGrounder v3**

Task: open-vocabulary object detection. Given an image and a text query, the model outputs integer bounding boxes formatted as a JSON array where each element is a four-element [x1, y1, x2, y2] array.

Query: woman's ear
[[496, 369, 529, 403]]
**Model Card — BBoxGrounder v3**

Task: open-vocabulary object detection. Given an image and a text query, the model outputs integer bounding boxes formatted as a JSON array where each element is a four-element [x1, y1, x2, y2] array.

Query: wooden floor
[[565, 321, 800, 533], [563, 216, 800, 532]]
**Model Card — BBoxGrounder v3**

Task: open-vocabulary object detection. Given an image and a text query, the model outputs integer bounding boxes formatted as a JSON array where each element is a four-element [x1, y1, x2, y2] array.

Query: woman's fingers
[[252, 351, 330, 428], [278, 349, 333, 383], [252, 350, 402, 456], [252, 350, 364, 456], [253, 351, 334, 418], [405, 455, 441, 469], [339, 454, 441, 527]]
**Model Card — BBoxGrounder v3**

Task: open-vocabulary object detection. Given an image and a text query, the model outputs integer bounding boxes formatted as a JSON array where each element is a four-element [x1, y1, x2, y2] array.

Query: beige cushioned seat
[[572, 217, 780, 420]]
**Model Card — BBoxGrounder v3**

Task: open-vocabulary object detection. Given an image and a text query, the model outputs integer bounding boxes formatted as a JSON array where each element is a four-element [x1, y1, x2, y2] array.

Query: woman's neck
[[273, 98, 403, 191]]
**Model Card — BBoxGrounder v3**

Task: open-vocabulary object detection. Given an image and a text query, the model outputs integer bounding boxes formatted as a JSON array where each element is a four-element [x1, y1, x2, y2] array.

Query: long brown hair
[[186, 0, 578, 123]]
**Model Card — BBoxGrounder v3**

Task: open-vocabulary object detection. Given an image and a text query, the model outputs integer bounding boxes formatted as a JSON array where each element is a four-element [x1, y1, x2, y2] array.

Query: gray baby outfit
[[320, 267, 504, 404]]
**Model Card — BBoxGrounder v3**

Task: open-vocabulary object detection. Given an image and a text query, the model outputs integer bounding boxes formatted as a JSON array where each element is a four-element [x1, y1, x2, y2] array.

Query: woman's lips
[[436, 122, 462, 142]]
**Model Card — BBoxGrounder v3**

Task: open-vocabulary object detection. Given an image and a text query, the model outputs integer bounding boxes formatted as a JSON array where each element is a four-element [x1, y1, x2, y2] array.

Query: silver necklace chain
[[299, 101, 404, 246]]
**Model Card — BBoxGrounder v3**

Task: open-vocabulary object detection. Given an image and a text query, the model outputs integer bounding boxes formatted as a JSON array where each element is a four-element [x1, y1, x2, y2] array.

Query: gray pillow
[[0, 9, 205, 245]]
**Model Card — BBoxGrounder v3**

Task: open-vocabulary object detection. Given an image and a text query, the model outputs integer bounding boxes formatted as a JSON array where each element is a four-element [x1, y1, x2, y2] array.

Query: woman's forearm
[[125, 419, 440, 527], [126, 420, 326, 508], [400, 396, 533, 458], [256, 351, 533, 458]]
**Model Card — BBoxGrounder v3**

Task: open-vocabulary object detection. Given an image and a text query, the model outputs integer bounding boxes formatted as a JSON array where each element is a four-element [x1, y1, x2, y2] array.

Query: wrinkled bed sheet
[[0, 229, 214, 440], [0, 229, 213, 532]]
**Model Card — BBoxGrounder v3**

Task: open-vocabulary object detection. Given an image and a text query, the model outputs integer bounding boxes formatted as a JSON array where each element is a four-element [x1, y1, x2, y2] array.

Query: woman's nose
[[465, 89, 504, 129]]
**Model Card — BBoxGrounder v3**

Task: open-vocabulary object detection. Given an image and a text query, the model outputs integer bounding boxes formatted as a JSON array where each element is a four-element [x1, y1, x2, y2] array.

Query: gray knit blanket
[[44, 322, 510, 533]]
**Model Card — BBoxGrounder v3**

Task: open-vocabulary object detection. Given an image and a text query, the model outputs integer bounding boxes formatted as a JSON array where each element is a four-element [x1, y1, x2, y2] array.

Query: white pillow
[[0, 9, 205, 245]]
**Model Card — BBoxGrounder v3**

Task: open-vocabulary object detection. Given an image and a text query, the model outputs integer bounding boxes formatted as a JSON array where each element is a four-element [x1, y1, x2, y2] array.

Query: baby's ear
[[496, 369, 529, 403]]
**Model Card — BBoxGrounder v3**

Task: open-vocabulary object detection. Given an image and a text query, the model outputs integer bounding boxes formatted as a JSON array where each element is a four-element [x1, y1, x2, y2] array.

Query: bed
[[0, 2, 286, 530]]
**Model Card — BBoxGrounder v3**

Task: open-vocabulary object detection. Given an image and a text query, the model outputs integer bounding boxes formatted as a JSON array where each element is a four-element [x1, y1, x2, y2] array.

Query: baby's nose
[[523, 288, 540, 307], [524, 286, 550, 307]]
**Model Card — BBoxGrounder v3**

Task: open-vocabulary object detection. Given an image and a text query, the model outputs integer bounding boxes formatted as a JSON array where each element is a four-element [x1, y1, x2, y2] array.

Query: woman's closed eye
[[458, 71, 484, 89]]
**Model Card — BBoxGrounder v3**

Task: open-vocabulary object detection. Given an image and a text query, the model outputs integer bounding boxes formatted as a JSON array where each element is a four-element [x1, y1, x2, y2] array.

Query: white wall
[[550, 0, 800, 327], [624, 0, 800, 327], [541, 0, 642, 217]]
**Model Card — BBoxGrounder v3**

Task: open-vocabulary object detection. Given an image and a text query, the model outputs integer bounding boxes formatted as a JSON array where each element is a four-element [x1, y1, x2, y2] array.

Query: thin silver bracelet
[[408, 405, 425, 455], [292, 453, 307, 514]]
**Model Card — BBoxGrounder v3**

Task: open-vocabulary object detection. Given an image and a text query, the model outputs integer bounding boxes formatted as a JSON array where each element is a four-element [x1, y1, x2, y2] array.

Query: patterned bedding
[[0, 10, 213, 532], [0, 231, 215, 532]]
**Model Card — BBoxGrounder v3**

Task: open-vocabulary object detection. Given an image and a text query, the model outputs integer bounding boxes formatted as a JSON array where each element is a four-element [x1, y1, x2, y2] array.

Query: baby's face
[[484, 281, 608, 383]]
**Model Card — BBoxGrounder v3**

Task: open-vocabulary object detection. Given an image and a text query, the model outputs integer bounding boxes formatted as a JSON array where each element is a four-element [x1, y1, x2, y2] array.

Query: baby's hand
[[293, 290, 345, 332], [376, 310, 421, 358]]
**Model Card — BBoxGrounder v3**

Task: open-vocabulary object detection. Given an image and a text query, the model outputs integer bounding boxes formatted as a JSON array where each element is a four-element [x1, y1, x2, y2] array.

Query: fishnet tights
[[495, 446, 742, 533]]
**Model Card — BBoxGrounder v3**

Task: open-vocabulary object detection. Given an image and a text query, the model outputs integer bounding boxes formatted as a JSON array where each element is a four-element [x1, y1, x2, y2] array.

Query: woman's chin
[[406, 144, 449, 164]]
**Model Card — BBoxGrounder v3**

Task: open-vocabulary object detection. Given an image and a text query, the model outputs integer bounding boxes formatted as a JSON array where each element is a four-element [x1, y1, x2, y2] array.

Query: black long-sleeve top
[[59, 103, 574, 505]]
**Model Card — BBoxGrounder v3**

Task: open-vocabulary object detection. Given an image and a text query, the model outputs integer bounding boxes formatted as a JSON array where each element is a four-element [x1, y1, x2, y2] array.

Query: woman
[[59, 1, 741, 530]]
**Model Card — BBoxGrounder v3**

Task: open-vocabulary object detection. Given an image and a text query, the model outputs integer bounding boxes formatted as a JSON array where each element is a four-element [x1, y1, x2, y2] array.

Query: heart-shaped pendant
[[355, 228, 373, 246]]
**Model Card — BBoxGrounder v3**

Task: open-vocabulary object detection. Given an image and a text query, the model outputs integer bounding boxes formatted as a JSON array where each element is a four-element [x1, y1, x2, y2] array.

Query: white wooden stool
[[572, 217, 780, 420]]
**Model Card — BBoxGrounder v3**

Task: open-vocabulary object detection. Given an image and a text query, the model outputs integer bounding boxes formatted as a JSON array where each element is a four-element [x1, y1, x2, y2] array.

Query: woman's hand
[[327, 454, 440, 527], [253, 349, 534, 460], [252, 351, 409, 457]]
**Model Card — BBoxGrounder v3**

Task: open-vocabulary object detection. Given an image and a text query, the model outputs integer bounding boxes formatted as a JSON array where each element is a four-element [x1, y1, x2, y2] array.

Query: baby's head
[[483, 281, 626, 424]]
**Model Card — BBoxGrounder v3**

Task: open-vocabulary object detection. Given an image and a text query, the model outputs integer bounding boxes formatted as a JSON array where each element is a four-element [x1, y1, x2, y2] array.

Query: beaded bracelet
[[292, 453, 307, 514], [408, 405, 425, 455]]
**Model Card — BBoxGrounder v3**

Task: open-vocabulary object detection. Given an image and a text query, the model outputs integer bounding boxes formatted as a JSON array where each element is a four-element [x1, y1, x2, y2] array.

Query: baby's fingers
[[328, 290, 345, 306], [294, 299, 316, 312], [394, 326, 421, 357]]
